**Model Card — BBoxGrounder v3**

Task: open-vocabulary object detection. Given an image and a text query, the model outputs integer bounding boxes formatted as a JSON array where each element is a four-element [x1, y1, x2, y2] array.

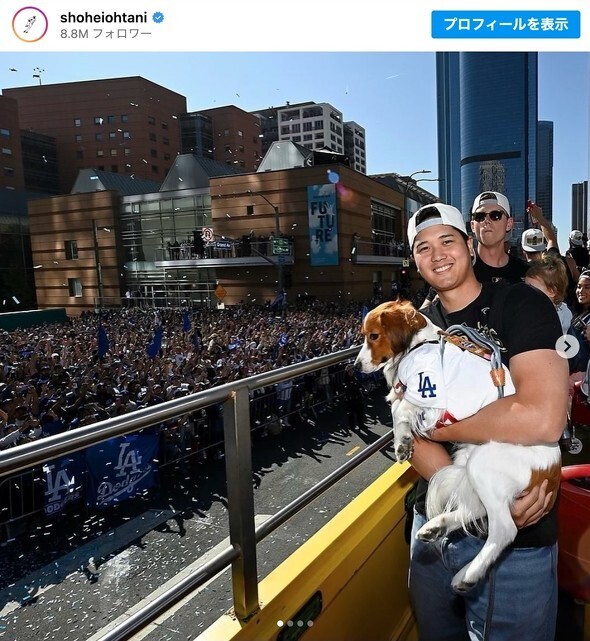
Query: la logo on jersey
[[418, 372, 437, 398]]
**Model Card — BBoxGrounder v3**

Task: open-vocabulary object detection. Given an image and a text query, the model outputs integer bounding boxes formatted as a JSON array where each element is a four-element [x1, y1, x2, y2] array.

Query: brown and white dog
[[354, 300, 561, 592]]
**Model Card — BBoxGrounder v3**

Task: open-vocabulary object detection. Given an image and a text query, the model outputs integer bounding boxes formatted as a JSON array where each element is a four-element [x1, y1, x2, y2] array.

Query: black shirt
[[473, 253, 529, 284], [417, 281, 562, 548]]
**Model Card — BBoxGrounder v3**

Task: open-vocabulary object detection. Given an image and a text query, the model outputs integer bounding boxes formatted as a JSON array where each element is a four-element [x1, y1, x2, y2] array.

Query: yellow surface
[[198, 462, 418, 641]]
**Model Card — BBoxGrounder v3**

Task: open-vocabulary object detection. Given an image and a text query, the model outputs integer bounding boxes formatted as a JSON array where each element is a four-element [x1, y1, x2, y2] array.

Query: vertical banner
[[43, 452, 85, 517], [307, 184, 339, 266], [86, 434, 159, 509]]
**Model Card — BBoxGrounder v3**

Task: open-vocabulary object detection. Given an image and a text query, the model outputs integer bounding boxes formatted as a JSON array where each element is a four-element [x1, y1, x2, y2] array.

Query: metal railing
[[0, 345, 395, 641]]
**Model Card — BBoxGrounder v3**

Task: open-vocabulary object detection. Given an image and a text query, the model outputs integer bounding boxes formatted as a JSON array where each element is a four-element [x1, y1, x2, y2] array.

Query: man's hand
[[510, 479, 552, 529]]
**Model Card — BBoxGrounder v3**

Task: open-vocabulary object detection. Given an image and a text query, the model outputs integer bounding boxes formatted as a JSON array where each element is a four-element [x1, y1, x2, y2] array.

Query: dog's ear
[[380, 301, 426, 355]]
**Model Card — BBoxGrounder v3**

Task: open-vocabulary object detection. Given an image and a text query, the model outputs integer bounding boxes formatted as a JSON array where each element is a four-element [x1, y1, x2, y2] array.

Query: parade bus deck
[[0, 347, 588, 641]]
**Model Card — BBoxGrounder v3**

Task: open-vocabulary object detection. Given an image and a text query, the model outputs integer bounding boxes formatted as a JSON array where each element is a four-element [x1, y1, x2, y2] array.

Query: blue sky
[[1, 51, 588, 248]]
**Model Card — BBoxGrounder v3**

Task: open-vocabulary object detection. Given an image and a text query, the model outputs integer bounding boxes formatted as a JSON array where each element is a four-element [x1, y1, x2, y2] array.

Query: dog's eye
[[369, 333, 379, 341]]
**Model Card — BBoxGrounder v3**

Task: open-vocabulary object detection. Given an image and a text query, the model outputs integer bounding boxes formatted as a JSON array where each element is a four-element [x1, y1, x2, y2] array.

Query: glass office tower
[[437, 52, 538, 240]]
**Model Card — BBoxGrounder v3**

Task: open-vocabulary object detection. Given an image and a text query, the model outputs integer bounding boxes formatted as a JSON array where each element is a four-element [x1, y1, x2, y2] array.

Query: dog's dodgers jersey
[[397, 341, 515, 426]]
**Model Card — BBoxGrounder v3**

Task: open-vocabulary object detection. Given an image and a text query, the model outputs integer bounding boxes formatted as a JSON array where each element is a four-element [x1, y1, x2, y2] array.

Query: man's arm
[[528, 203, 558, 250], [432, 348, 568, 445]]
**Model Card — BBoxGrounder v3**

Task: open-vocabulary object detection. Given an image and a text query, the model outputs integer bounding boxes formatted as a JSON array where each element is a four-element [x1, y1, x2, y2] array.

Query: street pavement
[[0, 388, 398, 641]]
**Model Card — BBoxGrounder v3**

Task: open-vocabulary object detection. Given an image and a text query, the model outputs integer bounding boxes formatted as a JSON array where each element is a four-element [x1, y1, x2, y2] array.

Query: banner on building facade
[[307, 184, 339, 266], [85, 434, 159, 509], [43, 452, 85, 517]]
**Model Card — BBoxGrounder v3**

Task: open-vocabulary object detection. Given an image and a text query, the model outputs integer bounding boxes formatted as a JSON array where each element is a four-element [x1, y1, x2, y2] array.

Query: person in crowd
[[407, 203, 568, 641], [524, 253, 572, 333], [524, 202, 579, 308], [567, 230, 589, 272], [343, 364, 366, 431], [470, 191, 529, 283]]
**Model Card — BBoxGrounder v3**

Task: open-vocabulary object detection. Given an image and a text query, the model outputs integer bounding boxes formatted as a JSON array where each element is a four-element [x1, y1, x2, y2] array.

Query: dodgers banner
[[85, 434, 159, 509], [307, 184, 339, 266], [43, 452, 85, 517]]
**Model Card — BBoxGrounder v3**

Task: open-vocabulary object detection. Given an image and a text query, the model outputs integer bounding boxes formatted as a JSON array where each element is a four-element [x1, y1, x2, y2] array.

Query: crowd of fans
[[0, 301, 365, 457]]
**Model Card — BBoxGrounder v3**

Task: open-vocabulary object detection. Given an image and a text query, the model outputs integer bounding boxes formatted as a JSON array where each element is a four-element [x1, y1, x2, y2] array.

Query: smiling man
[[470, 191, 529, 284], [405, 203, 568, 641]]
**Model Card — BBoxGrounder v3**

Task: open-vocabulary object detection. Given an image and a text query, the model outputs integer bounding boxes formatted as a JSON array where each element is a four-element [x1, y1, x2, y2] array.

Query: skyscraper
[[572, 181, 588, 234], [436, 52, 538, 239], [536, 121, 554, 222]]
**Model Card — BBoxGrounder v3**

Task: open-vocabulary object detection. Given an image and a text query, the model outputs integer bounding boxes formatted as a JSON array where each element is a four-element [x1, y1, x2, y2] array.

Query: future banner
[[307, 184, 339, 267]]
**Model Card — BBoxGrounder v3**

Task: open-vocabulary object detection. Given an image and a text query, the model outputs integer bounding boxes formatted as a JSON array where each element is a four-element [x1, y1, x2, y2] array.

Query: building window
[[74, 118, 81, 127], [109, 132, 116, 140], [292, 123, 301, 133], [75, 134, 82, 142], [224, 129, 230, 136], [292, 136, 301, 142], [238, 130, 243, 137], [149, 132, 156, 142], [111, 164, 118, 172], [107, 115, 115, 124], [64, 240, 79, 260], [161, 122, 168, 130], [95, 133, 103, 141], [123, 131, 130, 139], [151, 165, 158, 174], [303, 122, 313, 132], [303, 134, 312, 141], [239, 145, 244, 153], [224, 144, 231, 152], [148, 116, 156, 126], [110, 149, 117, 156], [315, 132, 324, 139], [239, 160, 245, 167], [76, 150, 84, 159], [124, 148, 131, 156], [97, 150, 104, 157], [1, 148, 12, 156], [121, 114, 129, 123], [162, 136, 169, 145], [164, 152, 170, 161], [94, 116, 103, 125], [314, 120, 323, 129], [97, 165, 104, 171], [0, 129, 9, 137], [3, 167, 14, 176], [150, 148, 157, 158], [68, 278, 83, 298], [280, 125, 290, 135]]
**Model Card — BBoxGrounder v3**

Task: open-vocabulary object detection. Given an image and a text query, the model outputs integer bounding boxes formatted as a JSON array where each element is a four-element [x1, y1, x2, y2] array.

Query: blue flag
[[361, 304, 369, 321], [182, 311, 191, 332], [98, 325, 110, 358], [146, 325, 163, 359]]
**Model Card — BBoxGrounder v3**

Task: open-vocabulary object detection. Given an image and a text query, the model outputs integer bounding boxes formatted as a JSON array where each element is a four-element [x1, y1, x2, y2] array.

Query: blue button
[[432, 11, 580, 38]]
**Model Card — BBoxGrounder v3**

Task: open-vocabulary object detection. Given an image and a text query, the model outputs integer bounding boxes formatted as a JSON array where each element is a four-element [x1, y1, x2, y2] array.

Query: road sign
[[272, 238, 290, 255], [277, 255, 286, 264], [215, 240, 232, 250], [402, 259, 410, 267], [202, 227, 214, 243], [215, 284, 227, 301]]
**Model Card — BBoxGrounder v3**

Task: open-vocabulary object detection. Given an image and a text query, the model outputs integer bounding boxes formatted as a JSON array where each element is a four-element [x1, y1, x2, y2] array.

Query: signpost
[[215, 284, 227, 301], [271, 237, 290, 255]]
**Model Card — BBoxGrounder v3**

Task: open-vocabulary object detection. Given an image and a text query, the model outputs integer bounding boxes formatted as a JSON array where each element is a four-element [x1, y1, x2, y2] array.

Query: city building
[[3, 76, 187, 193], [252, 102, 367, 174], [572, 181, 588, 234], [184, 105, 262, 172], [28, 147, 436, 314], [436, 52, 538, 238], [536, 120, 554, 222], [0, 95, 25, 191]]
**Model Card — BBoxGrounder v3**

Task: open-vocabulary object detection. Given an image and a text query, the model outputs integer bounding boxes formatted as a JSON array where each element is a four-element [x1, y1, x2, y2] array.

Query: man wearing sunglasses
[[470, 191, 529, 284]]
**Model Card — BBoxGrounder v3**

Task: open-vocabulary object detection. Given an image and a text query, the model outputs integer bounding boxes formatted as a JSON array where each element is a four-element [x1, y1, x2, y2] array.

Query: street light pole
[[246, 189, 283, 293], [92, 219, 104, 308], [401, 170, 431, 226]]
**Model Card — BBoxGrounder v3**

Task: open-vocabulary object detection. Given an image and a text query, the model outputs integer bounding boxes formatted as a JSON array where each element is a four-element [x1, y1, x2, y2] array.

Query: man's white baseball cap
[[407, 203, 467, 249], [521, 228, 547, 253], [471, 191, 511, 217]]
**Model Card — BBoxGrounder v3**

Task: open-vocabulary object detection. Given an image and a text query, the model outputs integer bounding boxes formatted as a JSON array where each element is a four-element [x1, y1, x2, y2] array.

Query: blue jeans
[[409, 509, 557, 641]]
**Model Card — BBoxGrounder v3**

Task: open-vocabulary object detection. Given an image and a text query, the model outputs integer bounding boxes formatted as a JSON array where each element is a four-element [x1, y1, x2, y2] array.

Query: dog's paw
[[451, 567, 477, 594], [394, 435, 413, 462], [415, 523, 444, 542]]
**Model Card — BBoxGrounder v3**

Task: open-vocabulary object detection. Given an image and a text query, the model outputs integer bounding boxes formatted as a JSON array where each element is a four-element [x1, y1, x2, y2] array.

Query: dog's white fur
[[354, 303, 560, 593]]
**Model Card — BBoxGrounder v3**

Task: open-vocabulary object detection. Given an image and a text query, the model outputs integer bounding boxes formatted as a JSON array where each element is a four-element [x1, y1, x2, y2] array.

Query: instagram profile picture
[[12, 6, 48, 43]]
